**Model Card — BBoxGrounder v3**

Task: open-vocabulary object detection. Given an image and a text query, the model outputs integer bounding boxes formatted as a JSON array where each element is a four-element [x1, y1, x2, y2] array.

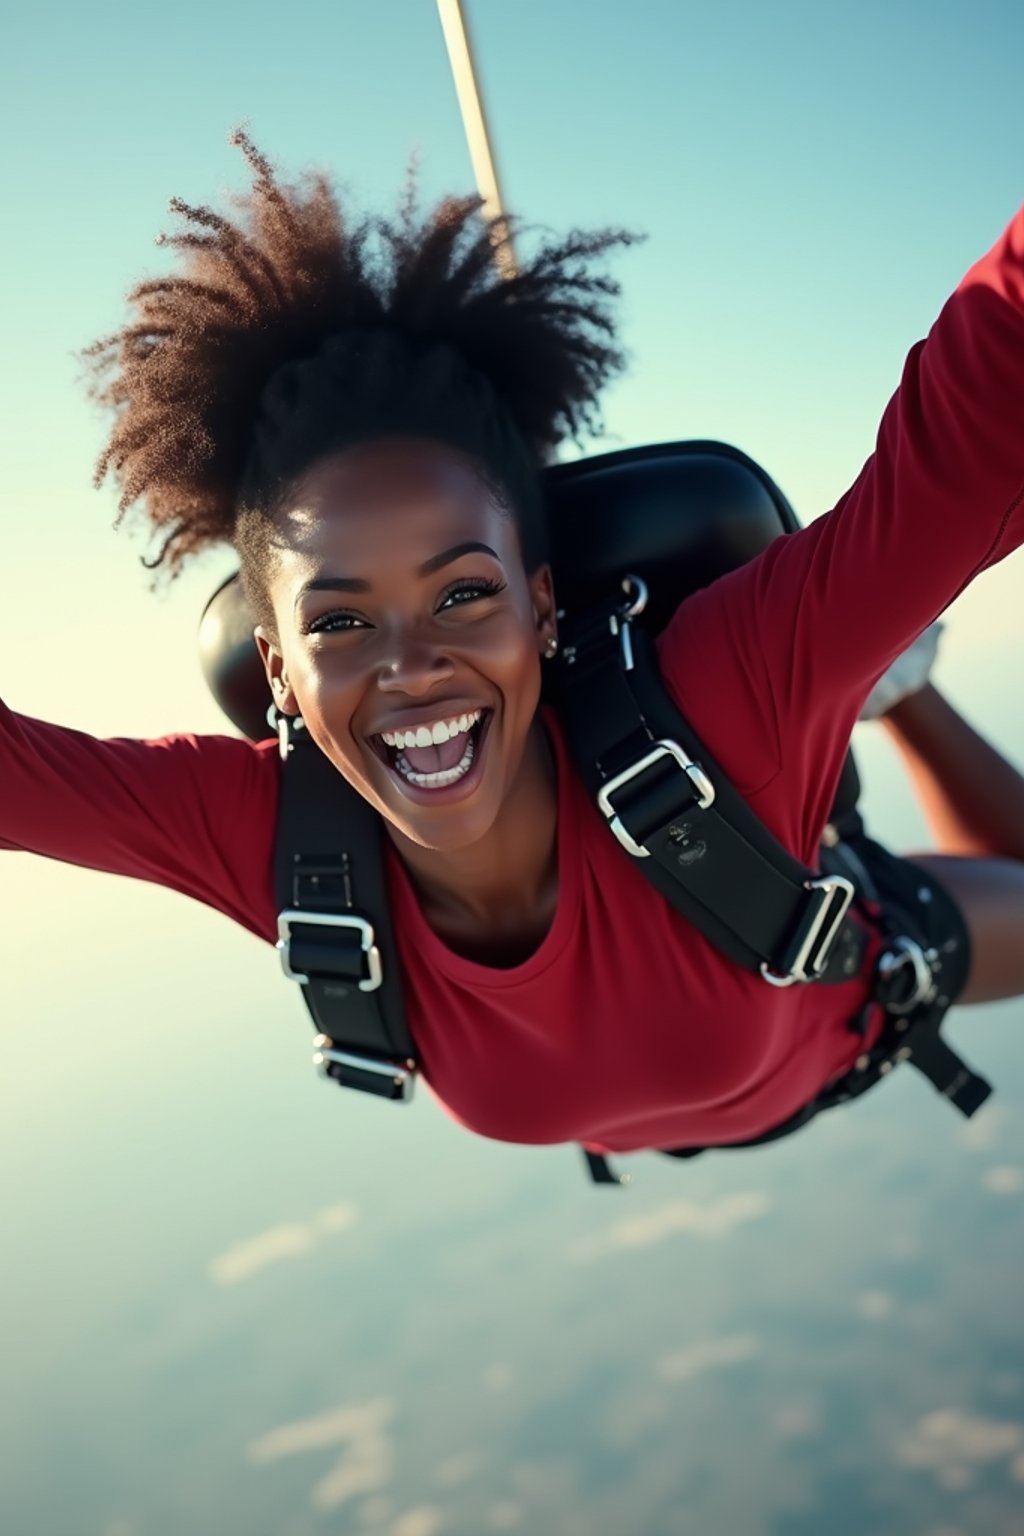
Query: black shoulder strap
[[273, 715, 417, 1101], [560, 582, 992, 1188], [557, 582, 866, 987]]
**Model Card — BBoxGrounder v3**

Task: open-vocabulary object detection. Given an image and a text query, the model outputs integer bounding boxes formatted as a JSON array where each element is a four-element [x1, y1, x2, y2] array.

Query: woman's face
[[255, 438, 557, 852]]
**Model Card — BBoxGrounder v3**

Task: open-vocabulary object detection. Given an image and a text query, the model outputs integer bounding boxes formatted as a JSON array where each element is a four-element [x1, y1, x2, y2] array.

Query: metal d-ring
[[621, 574, 649, 618], [614, 575, 650, 673], [877, 935, 938, 1014]]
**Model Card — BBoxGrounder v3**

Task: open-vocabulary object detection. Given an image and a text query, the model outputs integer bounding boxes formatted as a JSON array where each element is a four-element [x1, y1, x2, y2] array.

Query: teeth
[[395, 734, 477, 788], [381, 708, 482, 749]]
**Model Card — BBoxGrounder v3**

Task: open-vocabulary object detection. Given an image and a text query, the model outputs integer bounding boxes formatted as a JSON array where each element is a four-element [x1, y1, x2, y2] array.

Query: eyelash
[[304, 576, 508, 635]]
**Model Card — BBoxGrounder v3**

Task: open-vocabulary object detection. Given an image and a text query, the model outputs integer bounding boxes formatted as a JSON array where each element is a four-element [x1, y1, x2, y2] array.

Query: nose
[[377, 633, 455, 696]]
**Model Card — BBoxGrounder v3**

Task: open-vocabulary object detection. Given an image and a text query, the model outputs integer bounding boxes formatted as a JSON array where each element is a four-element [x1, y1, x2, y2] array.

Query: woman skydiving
[[4, 132, 1024, 1169]]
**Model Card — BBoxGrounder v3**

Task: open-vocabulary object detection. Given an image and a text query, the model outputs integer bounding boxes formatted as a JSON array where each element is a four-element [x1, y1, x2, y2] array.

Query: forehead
[[274, 439, 518, 576]]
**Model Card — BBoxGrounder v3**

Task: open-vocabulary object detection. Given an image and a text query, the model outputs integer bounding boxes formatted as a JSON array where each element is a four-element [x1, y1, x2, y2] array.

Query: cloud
[[482, 1363, 517, 1393], [956, 1103, 1008, 1151], [657, 1333, 760, 1382], [856, 1290, 896, 1320], [569, 1192, 770, 1263], [316, 1202, 360, 1233], [433, 1451, 481, 1488], [389, 1509, 444, 1536], [895, 1407, 1024, 1490], [209, 1201, 358, 1285], [981, 1166, 1024, 1195], [247, 1398, 394, 1463], [246, 1397, 396, 1512], [770, 1399, 824, 1441], [485, 1503, 524, 1530]]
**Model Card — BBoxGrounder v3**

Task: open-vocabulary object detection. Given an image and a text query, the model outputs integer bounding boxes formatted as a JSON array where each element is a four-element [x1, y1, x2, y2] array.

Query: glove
[[858, 622, 944, 721]]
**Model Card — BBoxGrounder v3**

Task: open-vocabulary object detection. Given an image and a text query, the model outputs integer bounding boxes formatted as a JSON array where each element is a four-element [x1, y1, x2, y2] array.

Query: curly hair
[[84, 130, 640, 633]]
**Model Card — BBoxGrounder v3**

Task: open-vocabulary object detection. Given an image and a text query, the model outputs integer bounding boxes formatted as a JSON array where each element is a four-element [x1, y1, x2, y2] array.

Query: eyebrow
[[293, 541, 501, 606]]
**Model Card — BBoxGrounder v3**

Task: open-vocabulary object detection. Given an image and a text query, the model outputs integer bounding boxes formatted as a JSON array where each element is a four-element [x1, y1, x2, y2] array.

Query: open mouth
[[369, 709, 493, 794]]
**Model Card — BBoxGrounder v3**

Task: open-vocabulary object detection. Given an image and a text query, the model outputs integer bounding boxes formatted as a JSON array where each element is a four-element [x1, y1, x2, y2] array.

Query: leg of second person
[[882, 684, 1024, 1004], [882, 684, 1024, 860], [904, 853, 1024, 1005]]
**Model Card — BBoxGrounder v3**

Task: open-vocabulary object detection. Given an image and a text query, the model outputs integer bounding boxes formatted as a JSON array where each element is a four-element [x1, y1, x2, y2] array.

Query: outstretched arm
[[659, 202, 1024, 865], [0, 695, 280, 942]]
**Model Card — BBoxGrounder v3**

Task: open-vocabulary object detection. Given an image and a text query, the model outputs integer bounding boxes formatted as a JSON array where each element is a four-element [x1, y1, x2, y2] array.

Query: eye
[[303, 610, 368, 636], [438, 576, 507, 610]]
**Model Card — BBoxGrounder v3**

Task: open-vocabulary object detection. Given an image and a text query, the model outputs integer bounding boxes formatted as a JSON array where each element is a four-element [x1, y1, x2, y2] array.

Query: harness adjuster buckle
[[597, 740, 715, 859], [276, 910, 383, 991], [312, 1035, 416, 1102], [760, 875, 856, 988]]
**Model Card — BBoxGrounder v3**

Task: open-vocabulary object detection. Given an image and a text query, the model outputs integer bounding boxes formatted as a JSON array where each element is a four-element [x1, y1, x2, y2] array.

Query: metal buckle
[[760, 875, 856, 987], [276, 910, 383, 990], [597, 740, 715, 859], [608, 575, 649, 672], [312, 1035, 416, 1101], [876, 936, 938, 1015]]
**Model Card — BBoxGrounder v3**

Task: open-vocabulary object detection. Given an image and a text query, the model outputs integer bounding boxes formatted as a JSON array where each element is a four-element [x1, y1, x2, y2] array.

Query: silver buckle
[[877, 936, 938, 1015], [277, 910, 383, 990], [597, 740, 715, 859], [312, 1035, 416, 1101], [760, 875, 856, 987]]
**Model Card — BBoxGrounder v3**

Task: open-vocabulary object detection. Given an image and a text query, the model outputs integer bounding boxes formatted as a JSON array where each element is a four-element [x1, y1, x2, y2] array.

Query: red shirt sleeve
[[658, 203, 1024, 865], [0, 696, 281, 942]]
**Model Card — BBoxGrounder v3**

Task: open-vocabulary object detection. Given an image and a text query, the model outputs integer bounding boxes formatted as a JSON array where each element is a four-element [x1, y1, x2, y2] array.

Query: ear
[[528, 563, 558, 652], [254, 626, 300, 717]]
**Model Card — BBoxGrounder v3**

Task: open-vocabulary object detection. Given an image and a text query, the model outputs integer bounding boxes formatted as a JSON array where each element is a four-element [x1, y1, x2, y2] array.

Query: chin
[[399, 808, 500, 854]]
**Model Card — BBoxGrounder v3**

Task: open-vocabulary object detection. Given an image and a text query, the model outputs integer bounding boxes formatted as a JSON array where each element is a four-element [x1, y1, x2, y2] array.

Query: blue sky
[[1, 0, 1022, 1101]]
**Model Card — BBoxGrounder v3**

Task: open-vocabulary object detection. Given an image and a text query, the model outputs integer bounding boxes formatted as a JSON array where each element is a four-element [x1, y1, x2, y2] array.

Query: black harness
[[274, 712, 415, 1101], [271, 571, 990, 1185], [198, 439, 992, 1185]]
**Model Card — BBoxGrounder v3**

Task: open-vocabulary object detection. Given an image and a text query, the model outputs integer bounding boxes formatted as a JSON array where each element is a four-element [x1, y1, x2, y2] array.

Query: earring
[[544, 636, 559, 659]]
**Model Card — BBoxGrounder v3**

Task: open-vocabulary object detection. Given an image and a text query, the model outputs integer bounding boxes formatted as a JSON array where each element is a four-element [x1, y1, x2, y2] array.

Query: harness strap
[[559, 593, 992, 1186], [869, 928, 992, 1117], [274, 716, 417, 1101], [895, 1016, 992, 1116], [900, 1027, 992, 1116], [558, 591, 868, 985], [582, 1151, 631, 1185]]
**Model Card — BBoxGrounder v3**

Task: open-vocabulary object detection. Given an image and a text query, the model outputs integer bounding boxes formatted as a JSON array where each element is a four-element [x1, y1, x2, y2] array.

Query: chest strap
[[273, 714, 417, 1102]]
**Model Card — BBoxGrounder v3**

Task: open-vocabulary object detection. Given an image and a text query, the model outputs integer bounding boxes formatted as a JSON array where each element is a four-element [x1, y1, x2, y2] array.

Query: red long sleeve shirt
[[4, 208, 1024, 1153]]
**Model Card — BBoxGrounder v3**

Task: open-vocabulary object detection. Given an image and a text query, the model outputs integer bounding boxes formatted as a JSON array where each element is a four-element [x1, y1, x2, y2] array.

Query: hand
[[859, 622, 945, 721]]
